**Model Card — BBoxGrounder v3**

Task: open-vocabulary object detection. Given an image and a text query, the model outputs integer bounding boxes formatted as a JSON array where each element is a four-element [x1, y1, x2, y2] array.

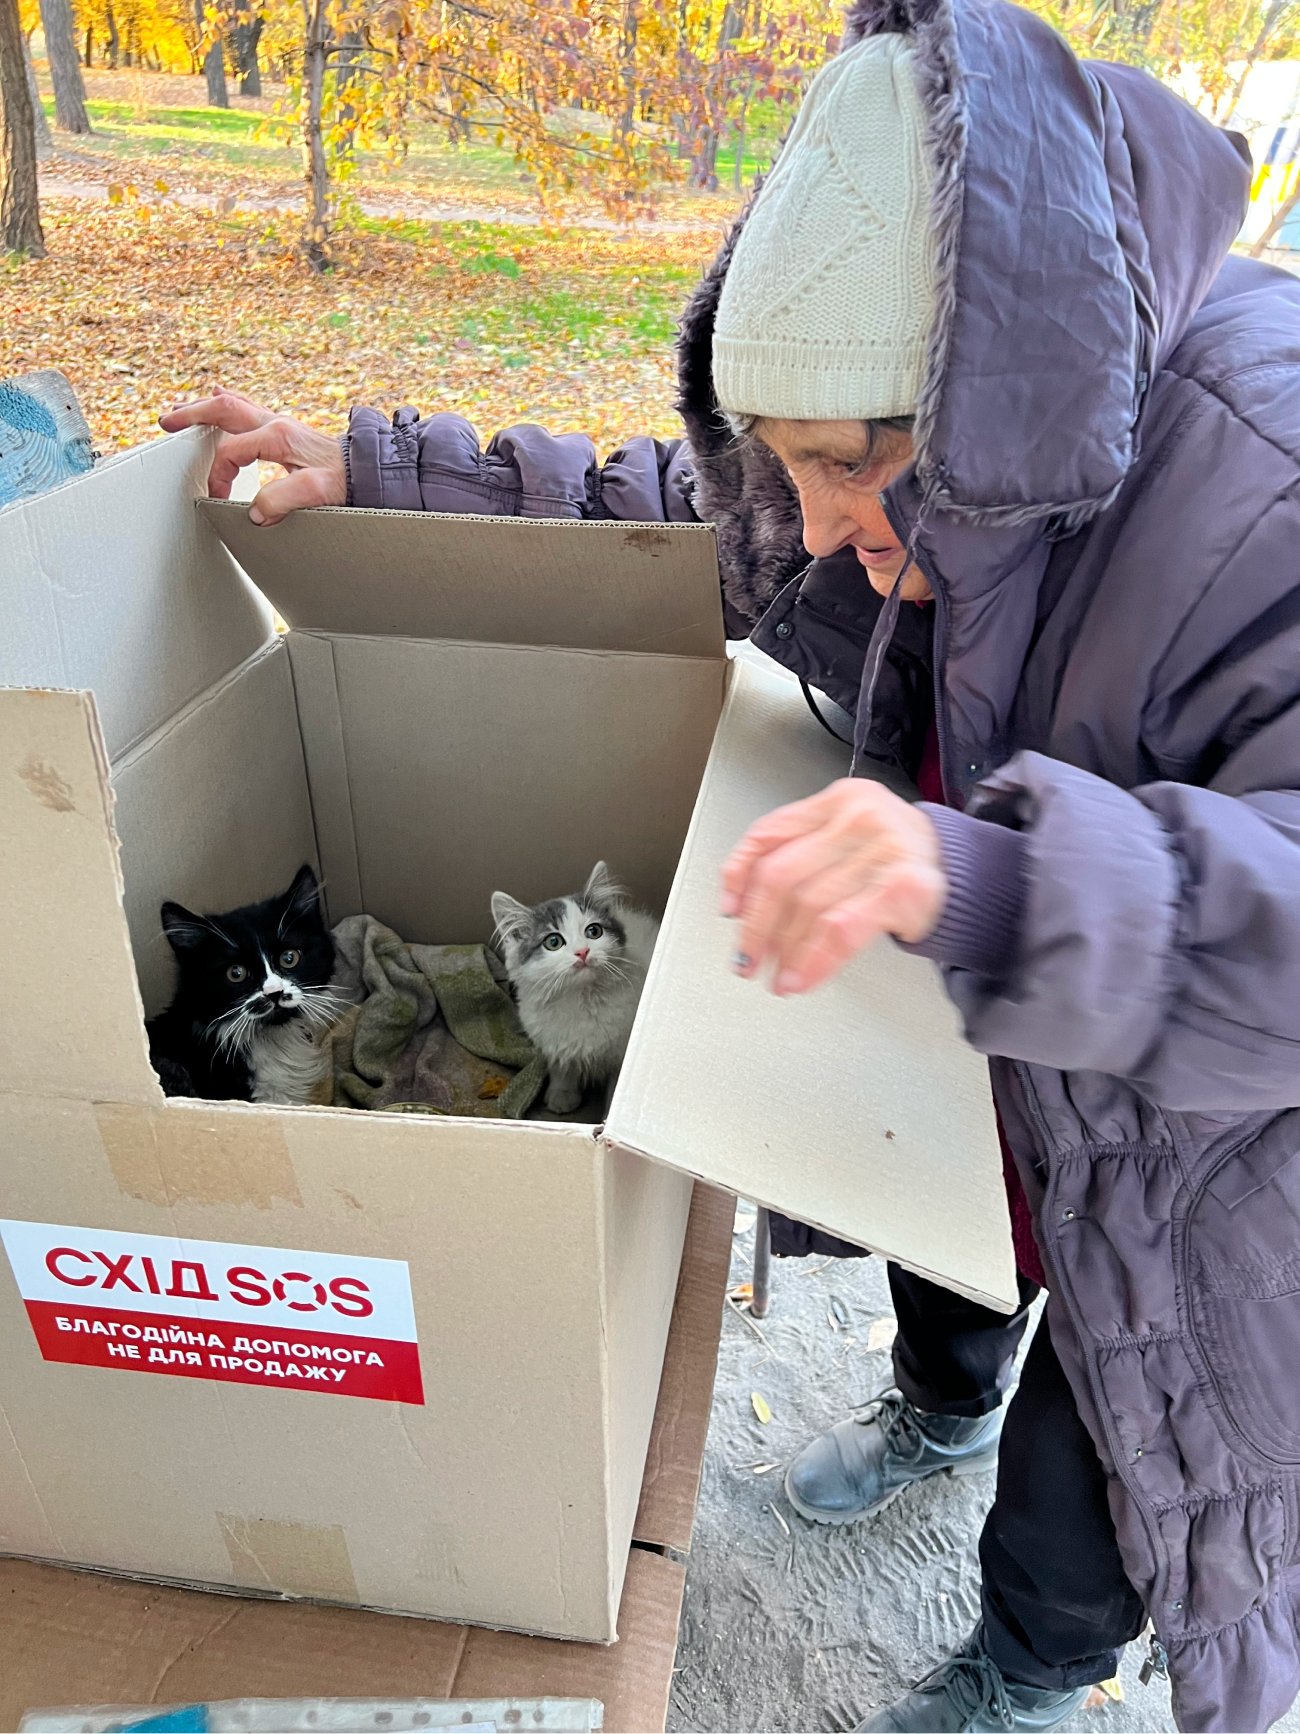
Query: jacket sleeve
[[344, 407, 698, 524], [937, 608, 1300, 1112], [342, 407, 763, 637]]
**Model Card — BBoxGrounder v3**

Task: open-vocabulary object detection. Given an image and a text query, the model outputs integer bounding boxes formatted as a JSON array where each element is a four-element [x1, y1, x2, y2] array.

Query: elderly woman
[[163, 0, 1300, 1728]]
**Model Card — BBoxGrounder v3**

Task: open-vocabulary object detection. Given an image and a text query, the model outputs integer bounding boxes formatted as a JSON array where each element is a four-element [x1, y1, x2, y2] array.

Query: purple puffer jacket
[[345, 2, 1300, 1725]]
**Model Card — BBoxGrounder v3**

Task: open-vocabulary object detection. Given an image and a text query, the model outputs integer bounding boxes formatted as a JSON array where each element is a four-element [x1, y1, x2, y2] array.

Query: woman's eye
[[584, 923, 604, 941], [226, 965, 247, 984], [542, 934, 565, 952], [279, 949, 301, 970]]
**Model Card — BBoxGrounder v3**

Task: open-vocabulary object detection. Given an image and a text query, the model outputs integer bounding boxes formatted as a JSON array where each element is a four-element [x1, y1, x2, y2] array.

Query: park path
[[38, 170, 719, 237]]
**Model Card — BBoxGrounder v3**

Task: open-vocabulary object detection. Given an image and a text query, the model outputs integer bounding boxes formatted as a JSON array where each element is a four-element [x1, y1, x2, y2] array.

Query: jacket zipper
[[1140, 1636, 1170, 1686], [1013, 1062, 1178, 1710]]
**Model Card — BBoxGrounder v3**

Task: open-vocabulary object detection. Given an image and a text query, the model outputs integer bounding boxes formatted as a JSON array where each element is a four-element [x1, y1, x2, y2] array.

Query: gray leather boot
[[785, 1388, 1003, 1525], [857, 1629, 1089, 1732]]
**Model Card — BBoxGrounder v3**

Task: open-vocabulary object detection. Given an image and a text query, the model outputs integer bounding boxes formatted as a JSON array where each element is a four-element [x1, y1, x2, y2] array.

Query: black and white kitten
[[492, 863, 659, 1115], [146, 865, 341, 1106]]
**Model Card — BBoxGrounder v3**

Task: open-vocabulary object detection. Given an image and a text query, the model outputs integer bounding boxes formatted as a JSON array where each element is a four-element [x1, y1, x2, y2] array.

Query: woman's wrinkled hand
[[720, 778, 947, 996], [158, 385, 346, 525]]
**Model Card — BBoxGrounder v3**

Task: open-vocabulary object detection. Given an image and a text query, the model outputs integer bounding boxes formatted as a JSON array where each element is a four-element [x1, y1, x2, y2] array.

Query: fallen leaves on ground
[[38, 67, 753, 232], [752, 1392, 773, 1424], [0, 201, 719, 456]]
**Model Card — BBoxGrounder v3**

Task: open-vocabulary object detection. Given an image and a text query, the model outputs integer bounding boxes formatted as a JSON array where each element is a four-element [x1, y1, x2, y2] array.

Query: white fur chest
[[249, 1020, 330, 1106], [516, 975, 643, 1077]]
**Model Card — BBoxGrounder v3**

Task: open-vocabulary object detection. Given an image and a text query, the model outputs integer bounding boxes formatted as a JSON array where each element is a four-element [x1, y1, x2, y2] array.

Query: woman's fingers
[[250, 462, 346, 526], [205, 424, 292, 499], [158, 386, 275, 437], [777, 888, 897, 994], [161, 394, 345, 519], [720, 785, 842, 916], [731, 827, 862, 979], [721, 779, 948, 995]]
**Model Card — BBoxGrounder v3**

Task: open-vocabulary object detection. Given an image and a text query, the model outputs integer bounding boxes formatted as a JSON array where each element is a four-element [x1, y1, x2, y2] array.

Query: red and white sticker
[[0, 1219, 424, 1405]]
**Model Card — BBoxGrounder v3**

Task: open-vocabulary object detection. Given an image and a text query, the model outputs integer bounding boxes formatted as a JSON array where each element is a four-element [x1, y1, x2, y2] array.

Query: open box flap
[[202, 502, 726, 658], [0, 689, 160, 1105], [605, 657, 1019, 1314], [0, 433, 273, 761]]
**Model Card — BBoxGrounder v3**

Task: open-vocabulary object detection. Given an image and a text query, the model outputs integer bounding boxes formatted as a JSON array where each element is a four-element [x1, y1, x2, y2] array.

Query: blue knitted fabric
[[0, 371, 95, 508]]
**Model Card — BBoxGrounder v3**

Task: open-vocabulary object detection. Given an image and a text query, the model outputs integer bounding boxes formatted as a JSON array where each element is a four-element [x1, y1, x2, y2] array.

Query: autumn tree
[[674, 0, 829, 189], [40, 0, 90, 129], [1025, 0, 1300, 98], [232, 5, 263, 93], [0, 0, 44, 255], [21, 29, 52, 155], [195, 0, 228, 102]]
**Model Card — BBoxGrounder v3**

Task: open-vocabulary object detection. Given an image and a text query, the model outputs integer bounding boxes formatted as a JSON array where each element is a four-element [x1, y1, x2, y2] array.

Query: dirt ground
[[667, 1210, 1300, 1734]]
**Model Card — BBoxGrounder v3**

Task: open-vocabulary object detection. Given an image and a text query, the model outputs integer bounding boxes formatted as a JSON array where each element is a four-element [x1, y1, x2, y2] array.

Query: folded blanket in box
[[328, 915, 545, 1119]]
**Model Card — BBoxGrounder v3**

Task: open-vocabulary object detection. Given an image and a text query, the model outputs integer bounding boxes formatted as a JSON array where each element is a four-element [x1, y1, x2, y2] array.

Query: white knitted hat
[[711, 35, 936, 424]]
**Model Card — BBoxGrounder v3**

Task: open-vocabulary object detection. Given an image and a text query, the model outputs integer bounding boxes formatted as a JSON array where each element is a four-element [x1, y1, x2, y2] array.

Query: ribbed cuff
[[902, 804, 1028, 979]]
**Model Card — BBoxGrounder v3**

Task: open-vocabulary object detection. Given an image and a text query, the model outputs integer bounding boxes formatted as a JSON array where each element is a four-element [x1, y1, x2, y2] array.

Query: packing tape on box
[[218, 1513, 359, 1603], [95, 1103, 303, 1210]]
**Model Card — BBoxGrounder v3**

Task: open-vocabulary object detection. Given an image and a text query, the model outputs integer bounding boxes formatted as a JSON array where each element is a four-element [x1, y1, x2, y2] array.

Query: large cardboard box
[[0, 431, 1016, 1645], [0, 1185, 737, 1734]]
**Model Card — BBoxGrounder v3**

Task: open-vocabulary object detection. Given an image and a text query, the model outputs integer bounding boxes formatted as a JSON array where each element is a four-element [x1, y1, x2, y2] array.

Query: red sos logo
[[227, 1266, 373, 1316], [45, 1248, 374, 1318]]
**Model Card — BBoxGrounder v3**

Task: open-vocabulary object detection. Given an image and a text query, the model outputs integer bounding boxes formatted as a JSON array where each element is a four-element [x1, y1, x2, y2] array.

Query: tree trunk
[[615, 0, 640, 190], [302, 0, 330, 270], [40, 0, 91, 131], [22, 33, 52, 159], [335, 28, 361, 159], [104, 2, 119, 68], [1248, 178, 1300, 256], [0, 0, 45, 257], [234, 13, 262, 95], [82, 23, 92, 65], [690, 122, 718, 188], [196, 0, 229, 106], [732, 102, 748, 190], [1215, 0, 1292, 124]]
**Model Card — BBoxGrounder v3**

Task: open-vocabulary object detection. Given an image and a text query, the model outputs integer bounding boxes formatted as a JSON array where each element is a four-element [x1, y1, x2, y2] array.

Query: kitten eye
[[278, 948, 301, 970], [226, 965, 248, 984], [584, 923, 604, 941], [542, 933, 565, 952]]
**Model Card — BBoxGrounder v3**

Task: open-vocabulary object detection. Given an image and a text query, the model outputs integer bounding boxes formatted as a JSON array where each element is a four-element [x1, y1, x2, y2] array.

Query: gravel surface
[[666, 1208, 1299, 1734]]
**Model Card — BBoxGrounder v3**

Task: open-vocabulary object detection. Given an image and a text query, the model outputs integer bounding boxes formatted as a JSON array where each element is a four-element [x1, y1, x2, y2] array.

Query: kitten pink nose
[[575, 948, 590, 964]]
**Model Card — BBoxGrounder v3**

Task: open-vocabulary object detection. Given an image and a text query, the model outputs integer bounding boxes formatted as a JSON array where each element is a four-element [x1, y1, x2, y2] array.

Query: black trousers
[[888, 1264, 1148, 1692]]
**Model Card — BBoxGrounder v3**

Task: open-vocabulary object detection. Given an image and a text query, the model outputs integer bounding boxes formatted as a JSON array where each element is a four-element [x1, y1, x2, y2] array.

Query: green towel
[[328, 916, 545, 1119]]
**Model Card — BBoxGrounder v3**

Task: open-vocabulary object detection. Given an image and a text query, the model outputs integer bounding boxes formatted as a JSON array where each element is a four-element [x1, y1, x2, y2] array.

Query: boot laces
[[852, 1389, 927, 1461], [913, 1649, 1017, 1732]]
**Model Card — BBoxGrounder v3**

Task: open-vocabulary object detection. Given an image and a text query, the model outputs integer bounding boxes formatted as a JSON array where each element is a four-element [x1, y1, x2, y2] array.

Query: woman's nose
[[798, 493, 856, 560]]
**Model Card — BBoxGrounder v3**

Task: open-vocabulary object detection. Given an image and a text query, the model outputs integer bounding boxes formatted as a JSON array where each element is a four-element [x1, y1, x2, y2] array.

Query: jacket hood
[[678, 0, 1251, 616]]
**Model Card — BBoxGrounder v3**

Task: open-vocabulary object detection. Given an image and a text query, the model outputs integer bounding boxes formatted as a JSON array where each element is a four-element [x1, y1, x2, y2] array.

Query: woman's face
[[752, 418, 930, 602]]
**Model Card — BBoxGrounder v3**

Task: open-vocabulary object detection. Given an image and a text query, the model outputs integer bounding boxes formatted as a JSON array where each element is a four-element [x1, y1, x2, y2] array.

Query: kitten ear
[[583, 861, 624, 906], [491, 892, 530, 943], [282, 864, 322, 923], [160, 902, 210, 954]]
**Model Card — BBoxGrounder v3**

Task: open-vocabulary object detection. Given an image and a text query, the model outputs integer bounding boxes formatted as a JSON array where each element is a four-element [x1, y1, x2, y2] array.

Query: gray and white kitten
[[492, 862, 660, 1115]]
